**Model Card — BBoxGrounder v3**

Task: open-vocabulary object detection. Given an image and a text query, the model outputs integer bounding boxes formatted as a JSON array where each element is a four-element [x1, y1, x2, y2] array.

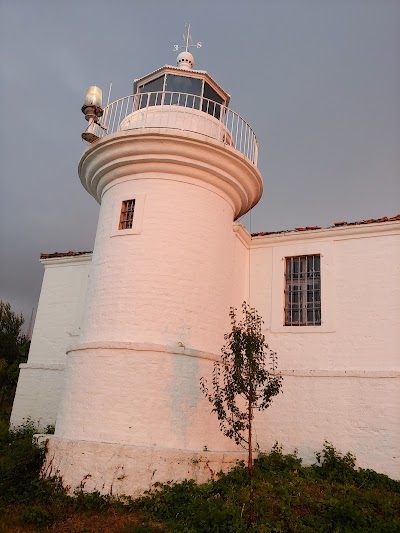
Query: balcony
[[91, 91, 258, 166]]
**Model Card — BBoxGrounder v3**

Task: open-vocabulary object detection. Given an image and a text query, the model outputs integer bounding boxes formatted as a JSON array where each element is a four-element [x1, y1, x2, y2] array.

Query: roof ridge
[[251, 214, 400, 237], [39, 216, 400, 254], [40, 251, 92, 259]]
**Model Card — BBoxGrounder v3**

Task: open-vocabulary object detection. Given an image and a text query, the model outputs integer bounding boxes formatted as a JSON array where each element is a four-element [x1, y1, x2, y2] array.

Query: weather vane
[[173, 23, 202, 52]]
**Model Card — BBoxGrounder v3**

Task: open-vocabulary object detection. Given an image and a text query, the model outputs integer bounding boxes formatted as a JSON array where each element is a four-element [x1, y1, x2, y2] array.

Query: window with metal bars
[[285, 255, 321, 326], [119, 199, 136, 230]]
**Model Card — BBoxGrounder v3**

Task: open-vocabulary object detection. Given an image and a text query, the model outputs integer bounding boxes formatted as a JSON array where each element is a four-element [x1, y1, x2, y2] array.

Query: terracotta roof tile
[[39, 216, 400, 253], [251, 214, 400, 237], [40, 251, 92, 259]]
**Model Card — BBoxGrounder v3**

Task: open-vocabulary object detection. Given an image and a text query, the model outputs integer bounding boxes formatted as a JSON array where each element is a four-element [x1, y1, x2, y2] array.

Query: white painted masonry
[[250, 222, 400, 478], [11, 254, 91, 429], [11, 55, 400, 492], [13, 220, 400, 487], [41, 78, 263, 490]]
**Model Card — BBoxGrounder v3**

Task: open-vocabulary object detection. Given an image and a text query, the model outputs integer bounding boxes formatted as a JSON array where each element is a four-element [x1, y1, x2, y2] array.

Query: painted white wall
[[79, 176, 238, 355], [46, 125, 264, 493], [255, 374, 399, 478], [10, 365, 65, 430], [28, 255, 91, 365], [231, 223, 250, 309], [250, 222, 400, 478], [11, 221, 399, 480], [56, 345, 240, 451], [120, 107, 234, 146], [10, 256, 91, 429], [251, 223, 400, 371]]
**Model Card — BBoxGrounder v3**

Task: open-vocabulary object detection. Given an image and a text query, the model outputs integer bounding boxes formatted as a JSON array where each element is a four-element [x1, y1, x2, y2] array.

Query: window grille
[[285, 255, 321, 326], [119, 199, 136, 230]]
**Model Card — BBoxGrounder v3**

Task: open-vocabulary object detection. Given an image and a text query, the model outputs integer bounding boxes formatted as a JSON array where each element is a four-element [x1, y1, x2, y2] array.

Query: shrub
[[313, 441, 357, 483], [0, 419, 45, 503], [355, 467, 400, 493], [256, 443, 302, 475], [129, 524, 164, 533], [21, 505, 52, 527], [1, 430, 400, 532], [73, 488, 113, 512]]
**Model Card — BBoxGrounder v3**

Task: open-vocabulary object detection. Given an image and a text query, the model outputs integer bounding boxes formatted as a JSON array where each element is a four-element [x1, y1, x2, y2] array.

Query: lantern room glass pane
[[203, 82, 224, 119], [138, 76, 165, 94], [137, 76, 165, 107], [164, 75, 202, 109]]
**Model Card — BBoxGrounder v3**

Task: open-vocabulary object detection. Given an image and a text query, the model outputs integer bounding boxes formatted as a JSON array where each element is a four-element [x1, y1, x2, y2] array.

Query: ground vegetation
[[0, 301, 30, 422], [1, 421, 399, 532]]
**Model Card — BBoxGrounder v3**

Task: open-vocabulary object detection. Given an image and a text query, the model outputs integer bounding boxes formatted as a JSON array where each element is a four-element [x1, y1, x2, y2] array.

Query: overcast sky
[[1, 0, 399, 326]]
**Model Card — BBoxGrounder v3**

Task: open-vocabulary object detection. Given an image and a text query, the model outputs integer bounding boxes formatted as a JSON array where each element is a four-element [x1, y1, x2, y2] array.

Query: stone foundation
[[40, 436, 247, 496]]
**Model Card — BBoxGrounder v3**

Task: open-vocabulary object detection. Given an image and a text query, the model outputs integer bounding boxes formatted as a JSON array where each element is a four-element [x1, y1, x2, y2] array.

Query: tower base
[[40, 436, 247, 497]]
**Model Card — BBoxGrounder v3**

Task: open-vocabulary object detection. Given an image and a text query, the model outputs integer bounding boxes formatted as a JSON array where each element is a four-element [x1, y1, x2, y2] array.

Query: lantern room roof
[[133, 64, 231, 106]]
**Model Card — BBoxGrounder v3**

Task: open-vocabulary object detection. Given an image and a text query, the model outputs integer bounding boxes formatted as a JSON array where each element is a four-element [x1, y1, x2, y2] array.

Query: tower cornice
[[79, 129, 263, 218]]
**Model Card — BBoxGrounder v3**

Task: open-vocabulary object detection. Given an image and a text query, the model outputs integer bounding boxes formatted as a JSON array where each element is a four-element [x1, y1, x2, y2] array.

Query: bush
[[129, 524, 164, 533], [356, 467, 400, 493], [1, 428, 399, 532], [313, 441, 357, 483], [134, 479, 246, 532], [256, 443, 302, 475], [311, 441, 400, 495], [0, 419, 46, 503], [73, 488, 113, 512], [21, 505, 52, 527], [133, 443, 400, 533], [0, 301, 30, 422]]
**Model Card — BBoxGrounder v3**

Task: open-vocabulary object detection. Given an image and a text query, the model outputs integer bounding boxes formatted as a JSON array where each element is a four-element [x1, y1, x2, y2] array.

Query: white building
[[11, 49, 400, 494]]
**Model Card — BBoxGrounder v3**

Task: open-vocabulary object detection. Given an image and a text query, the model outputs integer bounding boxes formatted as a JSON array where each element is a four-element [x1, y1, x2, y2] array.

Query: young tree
[[0, 301, 25, 363], [0, 301, 29, 419], [200, 302, 283, 475]]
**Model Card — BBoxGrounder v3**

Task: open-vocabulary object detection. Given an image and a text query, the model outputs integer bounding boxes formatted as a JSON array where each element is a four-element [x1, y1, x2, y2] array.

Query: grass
[[0, 421, 399, 532]]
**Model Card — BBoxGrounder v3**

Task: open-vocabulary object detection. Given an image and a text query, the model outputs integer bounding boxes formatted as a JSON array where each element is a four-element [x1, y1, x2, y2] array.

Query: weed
[[256, 443, 302, 475], [313, 441, 357, 483], [129, 524, 164, 532], [0, 419, 46, 503], [1, 424, 399, 533], [21, 505, 52, 527], [73, 488, 113, 512]]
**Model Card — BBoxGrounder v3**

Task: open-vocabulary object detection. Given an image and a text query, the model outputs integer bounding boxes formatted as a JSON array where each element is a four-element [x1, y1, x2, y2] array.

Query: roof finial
[[173, 23, 202, 70]]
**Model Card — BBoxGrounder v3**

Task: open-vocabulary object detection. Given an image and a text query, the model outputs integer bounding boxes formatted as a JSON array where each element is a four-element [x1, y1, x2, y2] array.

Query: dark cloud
[[1, 0, 399, 321]]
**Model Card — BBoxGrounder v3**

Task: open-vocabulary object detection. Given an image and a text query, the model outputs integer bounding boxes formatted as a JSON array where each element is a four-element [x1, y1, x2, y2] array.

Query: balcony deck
[[89, 91, 258, 166]]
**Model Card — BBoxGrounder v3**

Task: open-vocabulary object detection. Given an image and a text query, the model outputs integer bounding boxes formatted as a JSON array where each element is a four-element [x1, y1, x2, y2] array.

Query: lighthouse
[[44, 32, 263, 495]]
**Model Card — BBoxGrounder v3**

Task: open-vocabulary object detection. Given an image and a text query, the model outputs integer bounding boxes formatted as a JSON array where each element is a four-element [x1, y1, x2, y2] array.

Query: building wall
[[10, 221, 400, 478], [231, 223, 250, 308], [79, 175, 238, 356], [250, 222, 400, 478], [10, 255, 91, 429]]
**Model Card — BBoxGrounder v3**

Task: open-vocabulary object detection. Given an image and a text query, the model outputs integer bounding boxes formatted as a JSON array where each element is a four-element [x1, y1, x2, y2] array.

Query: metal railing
[[91, 91, 258, 165]]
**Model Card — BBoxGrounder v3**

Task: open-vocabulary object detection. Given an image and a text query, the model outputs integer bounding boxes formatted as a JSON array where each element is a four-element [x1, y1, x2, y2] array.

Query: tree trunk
[[248, 396, 255, 526], [248, 399, 253, 473]]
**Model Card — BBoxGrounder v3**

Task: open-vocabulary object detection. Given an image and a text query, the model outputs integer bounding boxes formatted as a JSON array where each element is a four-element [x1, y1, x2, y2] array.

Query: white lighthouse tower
[[44, 34, 263, 495]]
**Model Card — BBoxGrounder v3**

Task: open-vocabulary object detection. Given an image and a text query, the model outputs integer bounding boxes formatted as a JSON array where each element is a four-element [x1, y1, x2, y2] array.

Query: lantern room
[[84, 38, 258, 166], [133, 61, 230, 120]]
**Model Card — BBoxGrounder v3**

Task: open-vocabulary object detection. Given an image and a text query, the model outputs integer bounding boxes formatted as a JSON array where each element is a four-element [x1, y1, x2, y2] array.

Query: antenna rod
[[185, 23, 191, 52], [173, 23, 202, 53], [106, 83, 112, 107]]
